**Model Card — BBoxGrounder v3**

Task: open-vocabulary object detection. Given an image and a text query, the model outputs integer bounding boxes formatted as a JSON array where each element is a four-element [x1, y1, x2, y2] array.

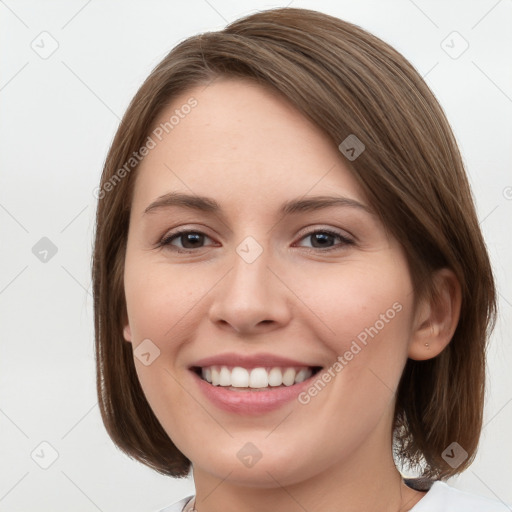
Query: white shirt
[[159, 481, 511, 511]]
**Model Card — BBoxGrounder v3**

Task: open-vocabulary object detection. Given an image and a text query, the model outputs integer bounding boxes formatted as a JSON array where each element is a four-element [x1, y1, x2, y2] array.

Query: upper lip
[[190, 352, 322, 369]]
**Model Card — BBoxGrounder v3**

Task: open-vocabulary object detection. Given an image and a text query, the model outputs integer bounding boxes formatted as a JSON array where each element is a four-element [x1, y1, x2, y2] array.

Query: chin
[[186, 436, 331, 489]]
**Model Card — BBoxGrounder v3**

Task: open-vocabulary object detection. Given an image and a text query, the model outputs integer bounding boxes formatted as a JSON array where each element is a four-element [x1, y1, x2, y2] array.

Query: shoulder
[[411, 481, 511, 511], [156, 495, 194, 512], [155, 486, 512, 512]]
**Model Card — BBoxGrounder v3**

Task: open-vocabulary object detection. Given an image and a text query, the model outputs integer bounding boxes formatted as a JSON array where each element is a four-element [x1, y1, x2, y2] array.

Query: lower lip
[[190, 370, 318, 415]]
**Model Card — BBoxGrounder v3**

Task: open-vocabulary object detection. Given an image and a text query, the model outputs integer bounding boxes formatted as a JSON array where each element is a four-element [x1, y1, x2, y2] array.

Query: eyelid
[[294, 224, 355, 243], [293, 227, 355, 251], [158, 226, 217, 249]]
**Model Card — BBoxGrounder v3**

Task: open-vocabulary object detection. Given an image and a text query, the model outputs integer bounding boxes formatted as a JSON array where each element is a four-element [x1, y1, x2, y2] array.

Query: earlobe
[[408, 268, 462, 361], [123, 323, 133, 343]]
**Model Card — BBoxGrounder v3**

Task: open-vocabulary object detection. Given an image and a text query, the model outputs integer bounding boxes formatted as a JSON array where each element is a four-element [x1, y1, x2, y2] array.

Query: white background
[[1, 0, 511, 510]]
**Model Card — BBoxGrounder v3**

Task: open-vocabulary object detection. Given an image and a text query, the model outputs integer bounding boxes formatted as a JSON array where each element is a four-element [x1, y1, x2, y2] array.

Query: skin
[[122, 77, 461, 512]]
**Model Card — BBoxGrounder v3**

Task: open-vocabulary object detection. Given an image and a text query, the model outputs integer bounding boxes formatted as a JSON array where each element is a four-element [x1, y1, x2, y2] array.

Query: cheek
[[124, 258, 213, 344], [296, 260, 412, 340], [123, 259, 218, 422], [124, 260, 205, 445], [284, 267, 413, 464], [292, 260, 414, 396]]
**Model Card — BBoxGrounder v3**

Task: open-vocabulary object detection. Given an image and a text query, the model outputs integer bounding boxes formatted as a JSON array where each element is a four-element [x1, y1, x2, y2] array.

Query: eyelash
[[157, 228, 355, 253]]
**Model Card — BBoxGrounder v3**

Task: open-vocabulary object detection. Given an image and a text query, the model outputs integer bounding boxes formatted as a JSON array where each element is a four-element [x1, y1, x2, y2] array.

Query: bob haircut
[[93, 7, 496, 480]]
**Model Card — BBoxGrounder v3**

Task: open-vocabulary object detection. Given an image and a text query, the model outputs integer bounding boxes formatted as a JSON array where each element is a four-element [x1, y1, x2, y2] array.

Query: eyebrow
[[143, 192, 372, 216]]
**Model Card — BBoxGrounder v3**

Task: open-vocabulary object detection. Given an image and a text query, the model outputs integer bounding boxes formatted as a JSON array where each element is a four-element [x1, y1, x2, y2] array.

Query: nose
[[208, 245, 292, 335]]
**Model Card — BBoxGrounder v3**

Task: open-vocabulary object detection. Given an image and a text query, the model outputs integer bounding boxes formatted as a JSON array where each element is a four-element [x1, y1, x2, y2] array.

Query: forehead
[[132, 77, 366, 213]]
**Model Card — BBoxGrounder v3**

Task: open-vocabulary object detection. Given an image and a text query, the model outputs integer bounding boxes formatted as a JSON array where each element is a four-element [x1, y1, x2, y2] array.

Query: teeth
[[268, 367, 283, 387], [282, 367, 296, 386], [295, 368, 311, 383], [249, 368, 268, 388], [231, 367, 249, 387], [219, 366, 231, 386], [200, 365, 313, 389]]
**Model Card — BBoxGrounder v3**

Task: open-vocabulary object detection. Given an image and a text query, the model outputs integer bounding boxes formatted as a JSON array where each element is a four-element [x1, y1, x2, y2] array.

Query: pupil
[[179, 233, 334, 249], [312, 233, 332, 247], [182, 233, 203, 248]]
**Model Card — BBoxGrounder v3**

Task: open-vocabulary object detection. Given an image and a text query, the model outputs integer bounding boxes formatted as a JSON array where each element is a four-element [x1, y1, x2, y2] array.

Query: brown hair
[[93, 7, 496, 479]]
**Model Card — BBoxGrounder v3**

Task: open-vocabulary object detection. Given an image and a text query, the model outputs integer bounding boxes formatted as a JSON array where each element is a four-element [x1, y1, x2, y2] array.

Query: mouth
[[188, 353, 325, 414], [191, 365, 323, 391]]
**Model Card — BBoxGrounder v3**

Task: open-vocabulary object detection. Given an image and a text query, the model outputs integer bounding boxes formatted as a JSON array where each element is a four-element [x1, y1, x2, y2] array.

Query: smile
[[189, 354, 323, 414], [194, 365, 321, 390]]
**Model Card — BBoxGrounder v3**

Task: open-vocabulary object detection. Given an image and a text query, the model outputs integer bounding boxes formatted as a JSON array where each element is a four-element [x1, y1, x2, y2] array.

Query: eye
[[295, 229, 354, 251], [157, 228, 354, 253], [158, 229, 215, 252]]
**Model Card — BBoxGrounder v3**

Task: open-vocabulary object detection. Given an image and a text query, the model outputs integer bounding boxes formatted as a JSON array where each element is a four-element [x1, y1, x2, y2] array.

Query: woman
[[92, 7, 508, 511]]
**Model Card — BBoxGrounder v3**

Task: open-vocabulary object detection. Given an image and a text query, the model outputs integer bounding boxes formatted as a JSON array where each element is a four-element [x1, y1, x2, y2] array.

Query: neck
[[190, 430, 425, 512]]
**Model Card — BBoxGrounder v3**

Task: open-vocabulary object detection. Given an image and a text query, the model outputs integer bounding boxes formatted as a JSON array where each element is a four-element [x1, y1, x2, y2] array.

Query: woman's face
[[123, 77, 419, 486]]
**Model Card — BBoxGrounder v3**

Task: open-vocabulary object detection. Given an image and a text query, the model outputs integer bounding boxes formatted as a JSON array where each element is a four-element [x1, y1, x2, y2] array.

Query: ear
[[123, 322, 133, 343], [408, 268, 462, 361]]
